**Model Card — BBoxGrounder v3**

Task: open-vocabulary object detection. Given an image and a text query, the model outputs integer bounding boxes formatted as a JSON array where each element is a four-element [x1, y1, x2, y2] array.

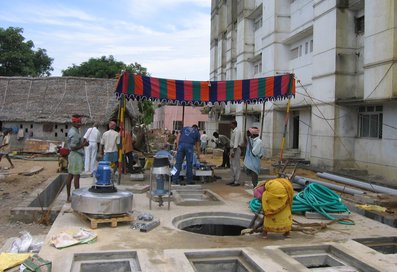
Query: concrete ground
[[38, 168, 397, 272]]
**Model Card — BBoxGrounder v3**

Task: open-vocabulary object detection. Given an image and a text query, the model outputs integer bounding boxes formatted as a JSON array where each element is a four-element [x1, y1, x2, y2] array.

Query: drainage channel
[[280, 244, 380, 271], [11, 173, 66, 223], [172, 212, 259, 236], [185, 250, 264, 272], [70, 251, 141, 272], [353, 236, 397, 254]]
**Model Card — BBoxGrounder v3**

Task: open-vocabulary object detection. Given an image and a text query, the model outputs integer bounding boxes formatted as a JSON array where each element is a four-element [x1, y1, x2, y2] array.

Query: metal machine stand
[[149, 165, 172, 210]]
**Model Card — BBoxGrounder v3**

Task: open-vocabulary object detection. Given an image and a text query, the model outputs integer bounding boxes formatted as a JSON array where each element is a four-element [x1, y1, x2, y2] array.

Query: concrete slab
[[37, 173, 397, 271]]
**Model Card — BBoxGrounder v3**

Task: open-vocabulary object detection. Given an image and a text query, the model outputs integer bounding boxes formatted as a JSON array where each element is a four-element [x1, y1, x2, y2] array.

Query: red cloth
[[59, 148, 70, 157], [71, 116, 81, 123]]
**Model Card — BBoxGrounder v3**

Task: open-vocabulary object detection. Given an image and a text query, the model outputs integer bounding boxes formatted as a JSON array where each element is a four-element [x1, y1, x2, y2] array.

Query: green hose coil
[[292, 183, 354, 225]]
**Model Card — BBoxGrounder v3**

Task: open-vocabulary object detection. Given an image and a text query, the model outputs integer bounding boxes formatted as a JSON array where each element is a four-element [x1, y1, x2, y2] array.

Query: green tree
[[62, 55, 148, 78], [138, 100, 155, 125], [0, 27, 53, 76], [62, 55, 154, 125]]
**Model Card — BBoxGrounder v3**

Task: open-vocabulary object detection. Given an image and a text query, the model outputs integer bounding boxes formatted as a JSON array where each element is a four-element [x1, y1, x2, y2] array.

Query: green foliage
[[62, 55, 153, 125], [62, 55, 148, 78], [138, 100, 155, 125], [0, 27, 53, 76]]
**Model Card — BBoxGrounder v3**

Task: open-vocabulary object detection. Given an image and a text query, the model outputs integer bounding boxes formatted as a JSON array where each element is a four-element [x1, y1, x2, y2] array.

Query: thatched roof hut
[[0, 76, 140, 125]]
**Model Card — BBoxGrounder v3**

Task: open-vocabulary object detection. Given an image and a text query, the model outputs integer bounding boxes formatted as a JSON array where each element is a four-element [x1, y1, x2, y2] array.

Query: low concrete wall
[[11, 174, 66, 223]]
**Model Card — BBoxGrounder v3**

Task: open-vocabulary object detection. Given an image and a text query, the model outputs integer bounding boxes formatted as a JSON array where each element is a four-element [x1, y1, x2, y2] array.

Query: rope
[[291, 218, 355, 234], [292, 183, 354, 225]]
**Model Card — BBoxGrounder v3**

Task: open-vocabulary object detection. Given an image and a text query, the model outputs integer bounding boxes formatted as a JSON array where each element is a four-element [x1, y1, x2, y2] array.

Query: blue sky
[[0, 0, 211, 80]]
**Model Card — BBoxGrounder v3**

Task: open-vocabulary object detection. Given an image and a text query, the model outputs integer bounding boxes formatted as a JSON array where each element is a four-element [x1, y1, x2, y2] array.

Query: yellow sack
[[144, 157, 154, 170], [356, 204, 387, 213], [0, 253, 33, 272]]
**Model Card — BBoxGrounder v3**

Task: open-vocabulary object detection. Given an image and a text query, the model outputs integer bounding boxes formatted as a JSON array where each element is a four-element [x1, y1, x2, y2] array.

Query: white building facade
[[210, 0, 397, 184]]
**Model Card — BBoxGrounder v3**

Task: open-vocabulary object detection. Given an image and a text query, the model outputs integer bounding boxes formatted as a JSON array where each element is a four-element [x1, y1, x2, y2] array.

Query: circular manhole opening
[[172, 212, 256, 237]]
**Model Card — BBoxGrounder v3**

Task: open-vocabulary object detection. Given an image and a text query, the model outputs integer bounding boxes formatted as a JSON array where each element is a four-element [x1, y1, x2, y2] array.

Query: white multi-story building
[[210, 0, 397, 184]]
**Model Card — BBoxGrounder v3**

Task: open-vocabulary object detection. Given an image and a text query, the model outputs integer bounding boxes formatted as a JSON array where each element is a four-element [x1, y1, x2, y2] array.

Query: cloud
[[0, 0, 211, 80]]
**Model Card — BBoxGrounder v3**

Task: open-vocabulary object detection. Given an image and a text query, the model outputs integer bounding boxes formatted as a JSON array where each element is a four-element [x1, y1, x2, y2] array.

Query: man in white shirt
[[228, 120, 243, 186], [83, 123, 101, 175], [200, 131, 208, 154], [100, 121, 120, 171]]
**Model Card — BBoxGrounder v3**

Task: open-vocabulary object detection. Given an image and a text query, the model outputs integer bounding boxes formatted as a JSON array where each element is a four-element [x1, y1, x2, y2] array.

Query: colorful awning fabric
[[115, 72, 295, 104]]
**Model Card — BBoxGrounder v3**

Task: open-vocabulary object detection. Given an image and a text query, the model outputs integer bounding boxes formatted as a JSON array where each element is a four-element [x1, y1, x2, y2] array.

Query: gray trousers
[[230, 147, 241, 184]]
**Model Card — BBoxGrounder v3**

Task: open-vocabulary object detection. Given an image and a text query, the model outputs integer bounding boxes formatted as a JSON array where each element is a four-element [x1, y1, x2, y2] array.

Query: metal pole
[[280, 96, 291, 162], [260, 102, 265, 140], [293, 176, 365, 195], [182, 104, 185, 127], [317, 172, 397, 196], [243, 103, 248, 133]]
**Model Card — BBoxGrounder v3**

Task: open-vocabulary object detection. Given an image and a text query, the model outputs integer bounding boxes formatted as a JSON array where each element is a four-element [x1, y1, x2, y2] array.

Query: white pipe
[[317, 172, 397, 196], [293, 176, 365, 195]]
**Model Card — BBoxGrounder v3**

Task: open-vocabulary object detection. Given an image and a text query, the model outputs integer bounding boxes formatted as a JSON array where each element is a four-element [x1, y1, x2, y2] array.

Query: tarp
[[115, 72, 295, 104]]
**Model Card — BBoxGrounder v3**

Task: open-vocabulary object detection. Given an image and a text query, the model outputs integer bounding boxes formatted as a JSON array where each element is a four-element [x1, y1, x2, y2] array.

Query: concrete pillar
[[235, 0, 256, 79], [364, 0, 397, 100], [311, 0, 338, 168]]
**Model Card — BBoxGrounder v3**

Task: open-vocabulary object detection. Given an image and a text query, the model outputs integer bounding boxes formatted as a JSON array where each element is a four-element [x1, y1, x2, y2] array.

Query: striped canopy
[[115, 72, 295, 104]]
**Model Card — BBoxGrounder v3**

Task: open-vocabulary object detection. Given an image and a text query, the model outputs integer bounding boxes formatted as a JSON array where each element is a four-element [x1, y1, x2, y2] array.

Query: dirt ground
[[0, 158, 57, 249], [0, 153, 395, 251], [0, 154, 313, 249]]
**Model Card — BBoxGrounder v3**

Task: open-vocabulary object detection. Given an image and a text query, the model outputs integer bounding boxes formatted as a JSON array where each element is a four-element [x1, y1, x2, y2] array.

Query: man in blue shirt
[[173, 124, 201, 185]]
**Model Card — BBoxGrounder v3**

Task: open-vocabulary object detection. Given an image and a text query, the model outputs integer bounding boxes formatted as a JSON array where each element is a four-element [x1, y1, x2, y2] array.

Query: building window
[[254, 60, 262, 75], [355, 16, 364, 34], [173, 121, 183, 131], [290, 47, 299, 59], [55, 132, 58, 137], [305, 42, 308, 54], [299, 45, 302, 57], [254, 17, 262, 31], [358, 105, 382, 138], [310, 40, 313, 52], [43, 123, 53, 132], [198, 121, 205, 131]]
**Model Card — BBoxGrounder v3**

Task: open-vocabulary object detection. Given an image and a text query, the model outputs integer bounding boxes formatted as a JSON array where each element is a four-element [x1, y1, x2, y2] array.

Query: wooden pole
[[117, 95, 126, 184]]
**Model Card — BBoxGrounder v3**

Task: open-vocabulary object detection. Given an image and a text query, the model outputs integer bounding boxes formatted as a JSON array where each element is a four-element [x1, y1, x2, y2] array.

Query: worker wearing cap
[[172, 124, 200, 185], [66, 115, 89, 202]]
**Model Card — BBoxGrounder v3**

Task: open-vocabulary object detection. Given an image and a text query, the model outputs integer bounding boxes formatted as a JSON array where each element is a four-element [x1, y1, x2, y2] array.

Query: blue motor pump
[[155, 175, 167, 196], [94, 161, 113, 187], [153, 151, 172, 196]]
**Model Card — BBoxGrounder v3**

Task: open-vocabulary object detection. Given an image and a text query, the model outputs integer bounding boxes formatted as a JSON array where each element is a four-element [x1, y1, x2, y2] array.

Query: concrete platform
[[38, 172, 397, 271]]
